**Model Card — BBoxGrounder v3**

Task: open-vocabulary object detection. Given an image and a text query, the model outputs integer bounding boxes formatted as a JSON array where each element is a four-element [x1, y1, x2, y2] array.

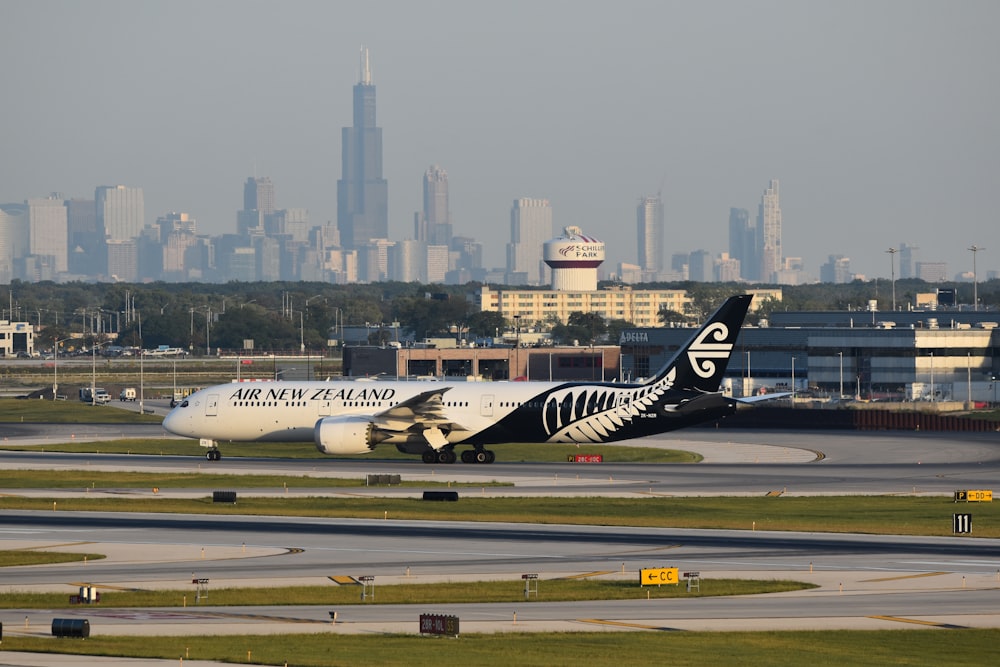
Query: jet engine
[[314, 416, 383, 455]]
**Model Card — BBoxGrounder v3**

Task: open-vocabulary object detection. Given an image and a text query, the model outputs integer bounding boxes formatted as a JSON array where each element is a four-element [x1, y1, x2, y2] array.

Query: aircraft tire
[[206, 449, 221, 461], [421, 450, 437, 464], [460, 450, 475, 464], [474, 450, 488, 464], [485, 450, 496, 464], [438, 449, 457, 464]]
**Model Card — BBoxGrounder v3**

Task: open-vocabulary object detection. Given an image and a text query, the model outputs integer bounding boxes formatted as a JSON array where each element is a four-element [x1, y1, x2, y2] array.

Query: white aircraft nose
[[162, 409, 186, 436]]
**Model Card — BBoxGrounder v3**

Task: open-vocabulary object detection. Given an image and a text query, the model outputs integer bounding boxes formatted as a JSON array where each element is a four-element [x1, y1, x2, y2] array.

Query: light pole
[[513, 315, 521, 381], [790, 356, 796, 407], [299, 311, 305, 353], [838, 351, 844, 400], [90, 341, 108, 406], [52, 337, 73, 400], [885, 247, 897, 312], [968, 245, 985, 311], [967, 352, 972, 407], [929, 351, 935, 403], [746, 350, 751, 397]]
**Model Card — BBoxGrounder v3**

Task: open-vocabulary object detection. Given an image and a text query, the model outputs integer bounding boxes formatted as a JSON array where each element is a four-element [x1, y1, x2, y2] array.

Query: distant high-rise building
[[27, 196, 68, 274], [426, 244, 450, 284], [916, 261, 948, 282], [636, 195, 664, 279], [66, 198, 100, 276], [728, 207, 756, 281], [238, 176, 275, 236], [423, 165, 452, 247], [506, 198, 552, 285], [0, 203, 29, 284], [265, 208, 309, 243], [390, 239, 425, 282], [337, 47, 389, 250], [244, 176, 275, 215], [357, 238, 394, 283], [756, 179, 781, 283], [715, 253, 741, 282], [899, 243, 918, 279], [820, 255, 852, 284], [106, 239, 138, 282], [96, 185, 144, 241], [688, 249, 713, 282], [451, 236, 483, 273]]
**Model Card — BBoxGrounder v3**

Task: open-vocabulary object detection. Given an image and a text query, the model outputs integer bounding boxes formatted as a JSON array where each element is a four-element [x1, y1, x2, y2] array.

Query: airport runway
[[2, 426, 1000, 653]]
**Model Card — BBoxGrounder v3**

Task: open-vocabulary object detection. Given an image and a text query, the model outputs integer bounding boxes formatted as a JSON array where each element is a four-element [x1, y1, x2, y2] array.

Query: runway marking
[[578, 618, 681, 631], [558, 571, 615, 580], [861, 572, 949, 583], [329, 575, 360, 585], [869, 615, 968, 629]]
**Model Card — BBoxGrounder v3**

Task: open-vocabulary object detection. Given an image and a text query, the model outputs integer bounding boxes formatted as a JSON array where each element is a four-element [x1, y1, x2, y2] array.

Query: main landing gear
[[421, 447, 495, 464]]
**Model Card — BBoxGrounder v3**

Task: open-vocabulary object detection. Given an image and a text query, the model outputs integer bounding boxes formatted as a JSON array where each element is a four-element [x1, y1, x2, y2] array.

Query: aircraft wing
[[372, 386, 470, 432]]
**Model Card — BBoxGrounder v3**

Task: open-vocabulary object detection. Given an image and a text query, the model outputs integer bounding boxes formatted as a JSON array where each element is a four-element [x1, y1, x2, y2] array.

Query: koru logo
[[687, 323, 733, 378]]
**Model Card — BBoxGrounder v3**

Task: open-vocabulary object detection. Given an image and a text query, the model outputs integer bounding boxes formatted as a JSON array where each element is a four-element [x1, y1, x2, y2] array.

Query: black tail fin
[[646, 294, 752, 392]]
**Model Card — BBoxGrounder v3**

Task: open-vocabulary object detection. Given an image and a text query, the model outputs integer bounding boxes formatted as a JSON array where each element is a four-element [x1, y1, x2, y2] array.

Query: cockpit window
[[180, 400, 189, 408]]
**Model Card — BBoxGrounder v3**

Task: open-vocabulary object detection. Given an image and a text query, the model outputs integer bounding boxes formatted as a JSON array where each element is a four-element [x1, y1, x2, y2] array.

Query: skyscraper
[[27, 196, 68, 274], [423, 165, 452, 247], [727, 207, 755, 281], [96, 185, 144, 241], [756, 179, 782, 283], [899, 243, 918, 279], [337, 47, 388, 250], [636, 195, 664, 280], [0, 203, 29, 284], [506, 198, 552, 285], [243, 176, 275, 215]]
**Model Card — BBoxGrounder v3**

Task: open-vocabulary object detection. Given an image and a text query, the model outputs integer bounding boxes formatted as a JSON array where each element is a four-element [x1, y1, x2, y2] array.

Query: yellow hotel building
[[473, 285, 781, 327]]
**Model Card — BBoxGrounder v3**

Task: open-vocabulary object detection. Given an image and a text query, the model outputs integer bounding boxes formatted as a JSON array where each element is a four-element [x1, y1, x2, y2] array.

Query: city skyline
[[1, 1, 997, 280]]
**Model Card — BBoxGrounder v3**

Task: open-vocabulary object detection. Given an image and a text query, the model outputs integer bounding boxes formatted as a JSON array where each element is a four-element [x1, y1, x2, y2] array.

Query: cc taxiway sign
[[639, 567, 679, 585]]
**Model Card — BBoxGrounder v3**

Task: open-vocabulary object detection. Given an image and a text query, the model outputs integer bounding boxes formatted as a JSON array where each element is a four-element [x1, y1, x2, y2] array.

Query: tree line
[[5, 277, 996, 354]]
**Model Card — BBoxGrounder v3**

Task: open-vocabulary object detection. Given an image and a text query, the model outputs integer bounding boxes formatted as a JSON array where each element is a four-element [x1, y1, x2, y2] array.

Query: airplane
[[163, 294, 771, 463]]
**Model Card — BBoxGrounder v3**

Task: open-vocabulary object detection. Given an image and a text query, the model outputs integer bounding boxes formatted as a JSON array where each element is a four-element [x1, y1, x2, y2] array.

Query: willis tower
[[337, 47, 388, 249]]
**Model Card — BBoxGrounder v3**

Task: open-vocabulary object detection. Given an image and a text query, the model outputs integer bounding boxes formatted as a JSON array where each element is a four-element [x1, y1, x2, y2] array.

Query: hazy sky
[[2, 0, 997, 280]]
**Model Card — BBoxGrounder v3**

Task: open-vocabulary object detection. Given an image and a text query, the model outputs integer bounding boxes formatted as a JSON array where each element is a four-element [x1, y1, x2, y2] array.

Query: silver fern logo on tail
[[686, 322, 733, 378], [542, 369, 676, 443]]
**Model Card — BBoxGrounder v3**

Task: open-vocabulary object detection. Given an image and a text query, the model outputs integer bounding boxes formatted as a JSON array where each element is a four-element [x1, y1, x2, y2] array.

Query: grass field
[[0, 398, 162, 423], [3, 630, 998, 666], [0, 550, 104, 567], [0, 578, 812, 608], [1, 494, 994, 537]]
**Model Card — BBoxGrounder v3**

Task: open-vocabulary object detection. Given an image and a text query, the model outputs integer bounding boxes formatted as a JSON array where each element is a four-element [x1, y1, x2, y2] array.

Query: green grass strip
[[0, 495, 995, 537], [0, 550, 105, 567], [0, 398, 162, 423], [1, 578, 812, 608], [3, 630, 998, 666], [0, 469, 496, 489]]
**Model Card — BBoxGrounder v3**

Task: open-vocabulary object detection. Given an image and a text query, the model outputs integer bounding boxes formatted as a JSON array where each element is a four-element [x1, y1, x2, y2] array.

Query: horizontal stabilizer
[[735, 392, 792, 404]]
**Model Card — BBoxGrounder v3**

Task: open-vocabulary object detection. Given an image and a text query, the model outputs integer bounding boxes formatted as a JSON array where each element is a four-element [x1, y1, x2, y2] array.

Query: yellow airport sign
[[639, 567, 679, 586], [955, 489, 993, 502]]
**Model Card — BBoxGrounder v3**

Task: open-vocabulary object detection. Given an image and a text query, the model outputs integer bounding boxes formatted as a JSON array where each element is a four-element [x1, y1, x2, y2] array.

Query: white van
[[119, 387, 137, 401]]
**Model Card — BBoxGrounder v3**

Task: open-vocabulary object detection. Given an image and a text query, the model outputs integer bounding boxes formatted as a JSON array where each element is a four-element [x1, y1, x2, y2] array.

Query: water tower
[[543, 226, 606, 291]]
